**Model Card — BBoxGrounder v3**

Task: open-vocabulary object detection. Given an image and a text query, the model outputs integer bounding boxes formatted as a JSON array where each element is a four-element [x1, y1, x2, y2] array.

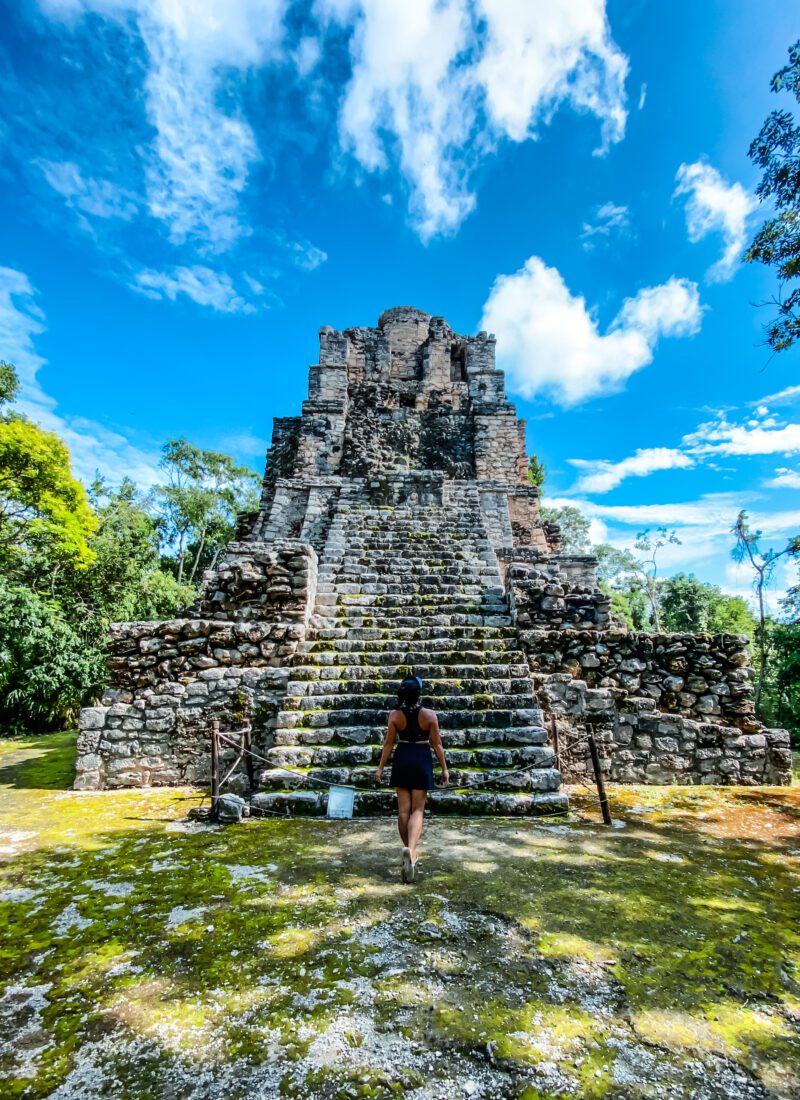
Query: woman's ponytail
[[397, 675, 422, 713]]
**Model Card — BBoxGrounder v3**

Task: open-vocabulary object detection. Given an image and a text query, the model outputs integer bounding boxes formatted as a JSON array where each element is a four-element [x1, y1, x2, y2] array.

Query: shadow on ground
[[0, 733, 798, 1099]]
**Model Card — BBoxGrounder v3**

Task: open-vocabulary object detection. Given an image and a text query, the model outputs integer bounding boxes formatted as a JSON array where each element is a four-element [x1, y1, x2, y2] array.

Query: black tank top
[[398, 705, 428, 743]]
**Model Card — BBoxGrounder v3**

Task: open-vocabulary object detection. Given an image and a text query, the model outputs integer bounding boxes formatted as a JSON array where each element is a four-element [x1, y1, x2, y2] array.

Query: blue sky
[[2, 0, 799, 608]]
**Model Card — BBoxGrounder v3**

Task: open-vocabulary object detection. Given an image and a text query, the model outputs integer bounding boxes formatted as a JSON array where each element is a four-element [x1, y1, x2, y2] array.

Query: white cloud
[[319, 0, 628, 239], [481, 256, 702, 405], [41, 0, 288, 249], [580, 201, 630, 249], [674, 160, 757, 283], [0, 265, 161, 486], [637, 82, 646, 110], [567, 403, 800, 496], [0, 266, 50, 407], [289, 241, 328, 271], [686, 416, 800, 458], [36, 159, 139, 221], [129, 265, 256, 312], [753, 383, 800, 407], [570, 447, 694, 493], [766, 467, 800, 489], [39, 1, 629, 243]]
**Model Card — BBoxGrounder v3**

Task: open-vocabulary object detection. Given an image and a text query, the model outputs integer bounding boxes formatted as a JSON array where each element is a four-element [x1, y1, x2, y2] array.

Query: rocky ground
[[0, 733, 798, 1099]]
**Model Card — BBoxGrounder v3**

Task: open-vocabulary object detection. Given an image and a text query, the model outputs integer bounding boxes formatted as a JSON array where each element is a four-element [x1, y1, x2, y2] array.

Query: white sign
[[327, 785, 355, 819]]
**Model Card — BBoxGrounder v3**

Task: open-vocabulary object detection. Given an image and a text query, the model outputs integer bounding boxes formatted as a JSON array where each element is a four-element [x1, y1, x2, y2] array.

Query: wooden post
[[550, 716, 561, 773], [244, 724, 255, 792], [587, 733, 612, 826], [210, 719, 220, 822]]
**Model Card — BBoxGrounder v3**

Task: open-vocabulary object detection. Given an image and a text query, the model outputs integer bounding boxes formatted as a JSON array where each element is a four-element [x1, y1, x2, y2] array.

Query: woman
[[375, 675, 449, 883]]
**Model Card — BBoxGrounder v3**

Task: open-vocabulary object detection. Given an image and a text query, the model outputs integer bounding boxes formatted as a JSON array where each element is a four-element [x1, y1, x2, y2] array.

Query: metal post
[[587, 733, 612, 826], [550, 715, 561, 773], [210, 719, 220, 822], [244, 724, 255, 792]]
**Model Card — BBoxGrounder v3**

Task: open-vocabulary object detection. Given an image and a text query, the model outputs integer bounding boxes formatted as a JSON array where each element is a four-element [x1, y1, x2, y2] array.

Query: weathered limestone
[[75, 306, 791, 800]]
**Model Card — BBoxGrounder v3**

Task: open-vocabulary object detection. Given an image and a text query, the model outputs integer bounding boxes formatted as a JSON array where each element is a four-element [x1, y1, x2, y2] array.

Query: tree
[[527, 454, 546, 490], [0, 364, 97, 586], [157, 439, 259, 583], [64, 478, 195, 639], [760, 620, 800, 745], [634, 528, 681, 632], [659, 572, 757, 638], [745, 39, 800, 352], [540, 504, 591, 553], [0, 361, 19, 407], [732, 511, 798, 707], [0, 578, 106, 733]]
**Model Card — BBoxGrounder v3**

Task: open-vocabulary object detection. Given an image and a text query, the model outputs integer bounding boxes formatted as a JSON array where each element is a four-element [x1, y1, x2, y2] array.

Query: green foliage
[[63, 479, 196, 641], [158, 438, 259, 583], [0, 579, 106, 733], [527, 454, 546, 490], [0, 360, 20, 407], [659, 573, 757, 638], [0, 413, 97, 580], [760, 620, 800, 746], [540, 504, 590, 553], [745, 39, 800, 352]]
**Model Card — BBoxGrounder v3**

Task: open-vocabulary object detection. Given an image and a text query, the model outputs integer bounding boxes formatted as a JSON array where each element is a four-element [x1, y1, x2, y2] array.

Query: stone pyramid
[[74, 307, 791, 808]]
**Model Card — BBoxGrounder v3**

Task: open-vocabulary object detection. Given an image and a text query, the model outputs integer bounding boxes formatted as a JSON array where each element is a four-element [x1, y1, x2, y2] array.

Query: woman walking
[[375, 675, 449, 883]]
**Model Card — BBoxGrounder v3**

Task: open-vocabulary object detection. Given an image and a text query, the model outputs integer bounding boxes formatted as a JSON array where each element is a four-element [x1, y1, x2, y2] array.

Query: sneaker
[[410, 859, 418, 883], [401, 846, 413, 883]]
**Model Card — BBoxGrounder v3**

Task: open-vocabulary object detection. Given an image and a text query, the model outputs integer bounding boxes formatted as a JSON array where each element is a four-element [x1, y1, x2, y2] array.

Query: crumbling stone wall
[[523, 629, 756, 726], [539, 675, 791, 786], [74, 541, 317, 791], [506, 561, 611, 630]]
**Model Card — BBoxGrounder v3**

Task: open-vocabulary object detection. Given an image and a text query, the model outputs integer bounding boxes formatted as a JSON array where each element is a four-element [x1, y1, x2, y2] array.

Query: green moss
[[1, 733, 799, 1097]]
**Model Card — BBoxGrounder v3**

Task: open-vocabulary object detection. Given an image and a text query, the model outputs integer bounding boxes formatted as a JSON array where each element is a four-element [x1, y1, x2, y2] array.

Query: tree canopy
[[0, 362, 258, 733], [745, 39, 800, 352]]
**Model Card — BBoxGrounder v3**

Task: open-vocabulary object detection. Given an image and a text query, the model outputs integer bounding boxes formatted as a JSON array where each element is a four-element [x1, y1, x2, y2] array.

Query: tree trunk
[[189, 525, 208, 584], [176, 531, 186, 584], [755, 573, 766, 711]]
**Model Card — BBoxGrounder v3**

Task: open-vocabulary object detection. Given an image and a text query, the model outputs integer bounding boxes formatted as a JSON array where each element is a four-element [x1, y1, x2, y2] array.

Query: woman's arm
[[375, 713, 398, 783], [427, 713, 449, 785]]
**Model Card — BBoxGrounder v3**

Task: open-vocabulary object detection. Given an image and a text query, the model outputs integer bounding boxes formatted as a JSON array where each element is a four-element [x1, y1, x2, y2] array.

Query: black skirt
[[390, 741, 434, 792]]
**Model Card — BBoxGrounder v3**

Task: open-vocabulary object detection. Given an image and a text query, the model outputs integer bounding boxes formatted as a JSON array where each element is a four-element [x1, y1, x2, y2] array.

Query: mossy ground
[[1, 734, 798, 1099]]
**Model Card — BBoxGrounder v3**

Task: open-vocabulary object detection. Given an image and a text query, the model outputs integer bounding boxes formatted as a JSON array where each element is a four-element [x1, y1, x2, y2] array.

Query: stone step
[[281, 690, 536, 712], [287, 663, 532, 680], [276, 706, 543, 728], [314, 592, 508, 611], [271, 724, 549, 748], [256, 764, 561, 792], [309, 625, 517, 640], [315, 582, 497, 596], [299, 641, 522, 659], [310, 614, 513, 629], [260, 744, 554, 769], [284, 678, 534, 698], [249, 789, 568, 818]]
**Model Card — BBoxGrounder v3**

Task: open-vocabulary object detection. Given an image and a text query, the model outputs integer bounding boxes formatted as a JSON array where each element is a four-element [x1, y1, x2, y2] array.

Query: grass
[[0, 733, 798, 1098]]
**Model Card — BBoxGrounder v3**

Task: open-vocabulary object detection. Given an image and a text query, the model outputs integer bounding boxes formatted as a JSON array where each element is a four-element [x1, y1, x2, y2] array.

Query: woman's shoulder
[[419, 706, 437, 725]]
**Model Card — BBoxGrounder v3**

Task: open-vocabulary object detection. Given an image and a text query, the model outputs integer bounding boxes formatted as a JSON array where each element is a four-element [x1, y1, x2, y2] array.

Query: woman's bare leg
[[396, 788, 411, 846], [407, 790, 427, 860]]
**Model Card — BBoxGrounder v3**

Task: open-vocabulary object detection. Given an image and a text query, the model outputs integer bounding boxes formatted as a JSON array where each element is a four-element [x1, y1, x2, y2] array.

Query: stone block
[[79, 707, 109, 731]]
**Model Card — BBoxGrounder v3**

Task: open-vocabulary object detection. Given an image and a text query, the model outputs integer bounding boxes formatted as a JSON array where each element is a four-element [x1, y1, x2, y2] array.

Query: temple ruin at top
[[74, 306, 792, 810]]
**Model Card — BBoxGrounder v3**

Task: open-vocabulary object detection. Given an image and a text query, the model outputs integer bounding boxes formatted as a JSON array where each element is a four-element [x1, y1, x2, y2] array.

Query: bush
[[0, 580, 106, 734]]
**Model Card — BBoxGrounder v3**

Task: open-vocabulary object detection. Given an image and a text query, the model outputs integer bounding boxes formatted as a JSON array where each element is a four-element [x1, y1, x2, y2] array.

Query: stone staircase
[[252, 490, 566, 815]]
